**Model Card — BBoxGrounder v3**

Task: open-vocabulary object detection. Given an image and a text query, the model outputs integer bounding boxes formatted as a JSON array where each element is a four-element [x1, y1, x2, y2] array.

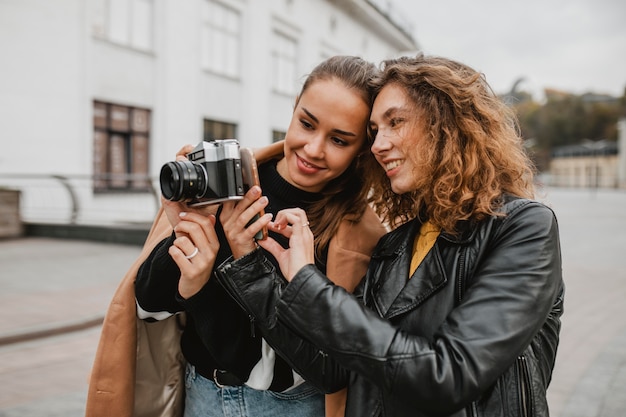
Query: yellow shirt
[[409, 221, 441, 277]]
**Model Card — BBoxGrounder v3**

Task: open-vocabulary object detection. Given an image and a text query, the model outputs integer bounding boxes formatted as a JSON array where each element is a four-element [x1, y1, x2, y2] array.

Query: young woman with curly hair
[[214, 53, 565, 417]]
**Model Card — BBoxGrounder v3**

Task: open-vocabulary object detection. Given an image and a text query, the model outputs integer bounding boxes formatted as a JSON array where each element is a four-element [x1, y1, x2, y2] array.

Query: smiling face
[[369, 83, 427, 195], [276, 78, 370, 193]]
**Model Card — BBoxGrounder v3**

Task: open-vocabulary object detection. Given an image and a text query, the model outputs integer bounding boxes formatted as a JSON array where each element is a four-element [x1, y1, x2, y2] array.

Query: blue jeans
[[184, 364, 324, 417]]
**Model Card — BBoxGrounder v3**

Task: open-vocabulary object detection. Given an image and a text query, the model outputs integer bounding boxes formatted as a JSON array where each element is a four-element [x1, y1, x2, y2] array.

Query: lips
[[296, 153, 324, 173], [384, 160, 402, 172]]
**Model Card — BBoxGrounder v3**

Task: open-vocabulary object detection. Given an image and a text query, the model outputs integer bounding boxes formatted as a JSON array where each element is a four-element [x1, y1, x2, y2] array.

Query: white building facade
[[0, 0, 417, 225]]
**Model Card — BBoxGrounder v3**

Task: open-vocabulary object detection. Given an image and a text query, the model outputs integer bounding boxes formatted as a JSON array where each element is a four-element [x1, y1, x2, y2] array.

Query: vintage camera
[[159, 139, 245, 206]]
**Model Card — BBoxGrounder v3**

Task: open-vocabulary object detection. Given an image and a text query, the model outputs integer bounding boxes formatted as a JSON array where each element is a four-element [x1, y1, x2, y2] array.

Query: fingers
[[169, 235, 197, 262], [173, 212, 218, 252], [220, 186, 263, 222], [161, 186, 219, 230], [270, 208, 311, 233], [175, 144, 195, 161], [220, 186, 271, 258], [268, 222, 292, 239], [264, 208, 314, 281], [169, 212, 220, 299], [256, 237, 285, 260], [162, 198, 187, 229]]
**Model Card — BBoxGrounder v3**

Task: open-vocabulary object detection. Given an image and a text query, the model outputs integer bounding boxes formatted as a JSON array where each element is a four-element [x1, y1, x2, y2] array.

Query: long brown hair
[[369, 54, 536, 233], [296, 56, 381, 258]]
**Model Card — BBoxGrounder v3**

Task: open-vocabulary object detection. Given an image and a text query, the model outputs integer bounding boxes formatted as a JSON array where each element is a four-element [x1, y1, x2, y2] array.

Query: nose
[[304, 134, 324, 158], [370, 130, 390, 155]]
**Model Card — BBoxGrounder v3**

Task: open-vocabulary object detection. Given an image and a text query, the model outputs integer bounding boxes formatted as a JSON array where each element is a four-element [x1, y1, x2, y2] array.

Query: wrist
[[232, 243, 259, 260], [178, 281, 202, 299]]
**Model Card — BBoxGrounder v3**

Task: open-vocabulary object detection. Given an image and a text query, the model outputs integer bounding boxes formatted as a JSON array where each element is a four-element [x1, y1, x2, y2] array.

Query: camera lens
[[160, 160, 207, 201]]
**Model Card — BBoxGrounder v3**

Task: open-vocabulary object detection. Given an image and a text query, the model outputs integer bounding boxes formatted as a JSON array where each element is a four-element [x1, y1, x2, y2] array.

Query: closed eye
[[330, 136, 348, 146], [300, 119, 314, 130], [389, 117, 404, 128]]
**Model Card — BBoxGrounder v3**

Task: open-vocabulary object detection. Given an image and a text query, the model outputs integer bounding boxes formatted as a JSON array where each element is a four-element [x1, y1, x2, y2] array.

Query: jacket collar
[[370, 219, 449, 318], [375, 215, 478, 257], [369, 196, 525, 318], [385, 246, 447, 318]]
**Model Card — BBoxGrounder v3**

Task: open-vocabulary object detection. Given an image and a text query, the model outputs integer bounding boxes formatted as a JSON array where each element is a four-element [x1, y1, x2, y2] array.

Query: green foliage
[[504, 88, 625, 172], [511, 90, 626, 153]]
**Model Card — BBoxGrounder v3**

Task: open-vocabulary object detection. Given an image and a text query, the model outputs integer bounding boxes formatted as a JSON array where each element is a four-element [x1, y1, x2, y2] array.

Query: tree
[[510, 87, 626, 172]]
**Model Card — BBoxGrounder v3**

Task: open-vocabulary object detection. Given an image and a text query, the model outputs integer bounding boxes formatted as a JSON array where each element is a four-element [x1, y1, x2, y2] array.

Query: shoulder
[[334, 205, 387, 254], [327, 206, 386, 291], [253, 141, 284, 164], [498, 195, 558, 227], [480, 195, 561, 247]]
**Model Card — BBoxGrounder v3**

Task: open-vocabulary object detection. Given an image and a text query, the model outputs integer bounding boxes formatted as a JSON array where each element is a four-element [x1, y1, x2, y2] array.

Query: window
[[272, 130, 286, 143], [93, 0, 154, 51], [203, 119, 238, 142], [93, 101, 151, 192], [201, 0, 241, 78], [272, 31, 298, 95]]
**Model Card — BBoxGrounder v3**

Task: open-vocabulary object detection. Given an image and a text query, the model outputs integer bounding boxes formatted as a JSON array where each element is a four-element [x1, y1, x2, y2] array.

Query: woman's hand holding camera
[[220, 186, 272, 259], [163, 144, 226, 299], [169, 211, 220, 299], [162, 144, 218, 229]]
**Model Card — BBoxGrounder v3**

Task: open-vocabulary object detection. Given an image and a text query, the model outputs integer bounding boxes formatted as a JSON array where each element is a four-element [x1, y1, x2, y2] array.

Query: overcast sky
[[391, 0, 626, 99]]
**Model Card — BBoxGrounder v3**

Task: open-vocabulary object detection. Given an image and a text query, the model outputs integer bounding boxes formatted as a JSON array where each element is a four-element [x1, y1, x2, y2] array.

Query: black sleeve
[[174, 218, 265, 379], [134, 232, 184, 317], [215, 249, 350, 393], [274, 203, 564, 413], [176, 272, 264, 379]]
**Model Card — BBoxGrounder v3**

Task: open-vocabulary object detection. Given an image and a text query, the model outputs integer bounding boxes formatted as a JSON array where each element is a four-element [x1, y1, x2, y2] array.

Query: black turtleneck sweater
[[135, 160, 326, 392]]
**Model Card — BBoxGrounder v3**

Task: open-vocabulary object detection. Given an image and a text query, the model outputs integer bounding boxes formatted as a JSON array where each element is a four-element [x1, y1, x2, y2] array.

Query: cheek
[[328, 149, 359, 173], [285, 119, 307, 146]]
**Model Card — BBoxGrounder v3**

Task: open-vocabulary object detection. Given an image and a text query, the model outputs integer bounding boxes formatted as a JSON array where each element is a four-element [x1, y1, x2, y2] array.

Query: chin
[[389, 181, 403, 193], [391, 184, 411, 195]]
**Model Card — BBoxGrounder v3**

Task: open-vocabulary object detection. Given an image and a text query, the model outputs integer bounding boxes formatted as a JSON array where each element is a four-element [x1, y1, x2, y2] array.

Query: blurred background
[[0, 0, 625, 416], [0, 0, 624, 229]]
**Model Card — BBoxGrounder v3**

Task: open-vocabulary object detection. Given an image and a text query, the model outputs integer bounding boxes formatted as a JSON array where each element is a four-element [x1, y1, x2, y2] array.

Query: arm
[[214, 192, 351, 392], [135, 205, 220, 318], [270, 202, 563, 413], [135, 233, 182, 319], [135, 144, 221, 318], [215, 249, 350, 393]]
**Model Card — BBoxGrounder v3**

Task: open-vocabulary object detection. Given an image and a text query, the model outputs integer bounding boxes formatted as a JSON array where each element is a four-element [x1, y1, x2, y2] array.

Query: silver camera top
[[189, 139, 240, 162]]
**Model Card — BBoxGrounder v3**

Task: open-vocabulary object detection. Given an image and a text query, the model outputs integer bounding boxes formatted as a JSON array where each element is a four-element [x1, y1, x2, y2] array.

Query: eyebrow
[[302, 107, 357, 137], [381, 106, 406, 119]]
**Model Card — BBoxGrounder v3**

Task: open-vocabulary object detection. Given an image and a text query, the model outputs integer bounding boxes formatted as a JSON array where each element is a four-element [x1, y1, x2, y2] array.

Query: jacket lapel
[[385, 245, 447, 319], [369, 219, 448, 319]]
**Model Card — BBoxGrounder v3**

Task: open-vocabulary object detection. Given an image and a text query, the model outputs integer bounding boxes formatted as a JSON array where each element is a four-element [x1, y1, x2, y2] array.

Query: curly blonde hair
[[368, 54, 536, 233]]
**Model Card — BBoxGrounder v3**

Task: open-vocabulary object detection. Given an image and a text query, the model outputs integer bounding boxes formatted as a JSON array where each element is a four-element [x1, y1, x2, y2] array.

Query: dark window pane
[[92, 101, 151, 192], [110, 105, 130, 132]]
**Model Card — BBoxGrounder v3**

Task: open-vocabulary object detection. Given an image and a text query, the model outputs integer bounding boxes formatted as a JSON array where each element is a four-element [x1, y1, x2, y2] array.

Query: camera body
[[160, 139, 245, 206]]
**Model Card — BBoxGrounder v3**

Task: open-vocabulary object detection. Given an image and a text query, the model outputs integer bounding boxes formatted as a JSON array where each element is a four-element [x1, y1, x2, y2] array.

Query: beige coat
[[84, 142, 386, 417]]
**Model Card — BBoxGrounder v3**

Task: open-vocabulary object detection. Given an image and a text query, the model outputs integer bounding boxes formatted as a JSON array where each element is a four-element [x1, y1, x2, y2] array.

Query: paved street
[[0, 238, 141, 417], [0, 186, 625, 416], [540, 188, 626, 417]]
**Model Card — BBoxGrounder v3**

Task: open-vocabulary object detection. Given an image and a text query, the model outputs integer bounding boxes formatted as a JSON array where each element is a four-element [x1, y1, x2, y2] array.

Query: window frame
[[203, 118, 238, 142], [93, 101, 152, 193], [201, 0, 241, 78], [93, 0, 154, 52], [271, 30, 298, 95]]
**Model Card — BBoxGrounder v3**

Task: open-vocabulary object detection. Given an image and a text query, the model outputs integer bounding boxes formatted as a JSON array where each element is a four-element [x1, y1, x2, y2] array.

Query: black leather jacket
[[216, 197, 565, 417]]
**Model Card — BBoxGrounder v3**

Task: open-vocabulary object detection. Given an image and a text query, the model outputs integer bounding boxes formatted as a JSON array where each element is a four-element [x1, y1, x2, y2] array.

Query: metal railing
[[0, 173, 161, 226]]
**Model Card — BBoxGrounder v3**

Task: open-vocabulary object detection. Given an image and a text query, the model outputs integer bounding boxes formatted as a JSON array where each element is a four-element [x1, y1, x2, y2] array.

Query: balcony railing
[[0, 173, 160, 226]]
